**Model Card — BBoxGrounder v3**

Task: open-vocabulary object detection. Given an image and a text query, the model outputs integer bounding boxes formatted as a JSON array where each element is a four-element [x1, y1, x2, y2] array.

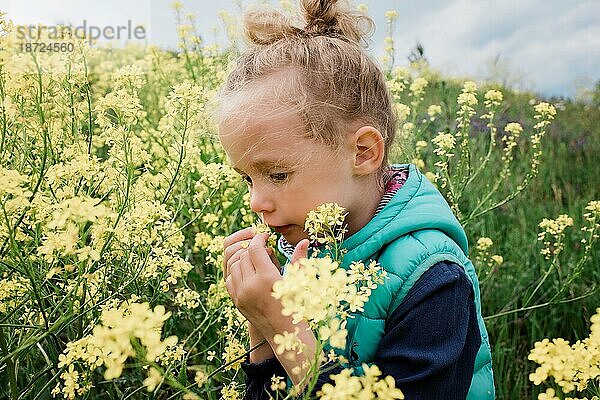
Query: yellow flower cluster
[[385, 10, 398, 20], [456, 81, 478, 130], [386, 68, 409, 102], [474, 237, 503, 275], [305, 203, 348, 246], [272, 257, 386, 350], [528, 102, 557, 176], [223, 337, 246, 371], [501, 122, 523, 172], [0, 167, 33, 242], [533, 102, 558, 130], [54, 302, 177, 399], [36, 196, 115, 263], [174, 287, 201, 309], [529, 308, 600, 397], [318, 364, 404, 400], [251, 222, 278, 249], [476, 237, 494, 251], [432, 132, 456, 158], [273, 257, 348, 324], [538, 214, 574, 260], [409, 77, 428, 103], [427, 104, 442, 120], [221, 382, 242, 400], [581, 200, 600, 250], [0, 273, 29, 313], [394, 103, 411, 123], [484, 89, 503, 108], [0, 166, 32, 212]]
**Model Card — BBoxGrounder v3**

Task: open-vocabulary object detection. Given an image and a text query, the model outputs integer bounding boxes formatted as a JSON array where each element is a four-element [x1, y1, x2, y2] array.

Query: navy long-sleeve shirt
[[240, 261, 481, 400]]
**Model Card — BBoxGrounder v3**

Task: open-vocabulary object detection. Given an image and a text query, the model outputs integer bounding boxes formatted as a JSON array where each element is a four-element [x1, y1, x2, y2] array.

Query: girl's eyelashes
[[238, 171, 291, 185], [269, 172, 290, 183], [240, 174, 253, 185]]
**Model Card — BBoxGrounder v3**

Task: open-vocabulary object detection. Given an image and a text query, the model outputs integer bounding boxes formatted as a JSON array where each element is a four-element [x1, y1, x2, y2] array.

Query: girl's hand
[[224, 232, 284, 333], [223, 228, 308, 363], [225, 233, 309, 334], [223, 227, 280, 280], [226, 233, 317, 387]]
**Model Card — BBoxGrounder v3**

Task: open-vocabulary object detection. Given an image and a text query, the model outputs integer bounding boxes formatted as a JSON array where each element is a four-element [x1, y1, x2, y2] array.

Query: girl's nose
[[249, 186, 275, 214]]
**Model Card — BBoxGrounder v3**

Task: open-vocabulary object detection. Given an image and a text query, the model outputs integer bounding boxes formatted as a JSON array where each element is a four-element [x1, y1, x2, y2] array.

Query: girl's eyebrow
[[234, 158, 294, 173]]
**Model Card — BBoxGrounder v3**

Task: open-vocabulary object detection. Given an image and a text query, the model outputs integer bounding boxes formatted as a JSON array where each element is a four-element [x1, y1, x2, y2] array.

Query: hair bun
[[243, 0, 373, 46], [301, 0, 373, 44], [243, 9, 302, 45]]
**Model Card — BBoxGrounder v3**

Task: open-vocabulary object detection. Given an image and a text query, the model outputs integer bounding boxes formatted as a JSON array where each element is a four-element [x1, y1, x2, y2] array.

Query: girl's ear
[[350, 126, 385, 176]]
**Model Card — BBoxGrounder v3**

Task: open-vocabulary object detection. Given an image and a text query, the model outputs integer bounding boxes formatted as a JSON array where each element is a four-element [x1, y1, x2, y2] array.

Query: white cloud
[[386, 0, 600, 96]]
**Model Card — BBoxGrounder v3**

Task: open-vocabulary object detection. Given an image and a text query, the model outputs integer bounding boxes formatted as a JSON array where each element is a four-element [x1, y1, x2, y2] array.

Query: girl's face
[[219, 102, 370, 246]]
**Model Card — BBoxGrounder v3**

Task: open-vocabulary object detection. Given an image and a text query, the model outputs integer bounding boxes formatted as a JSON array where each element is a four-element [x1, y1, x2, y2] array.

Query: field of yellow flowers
[[0, 5, 599, 400]]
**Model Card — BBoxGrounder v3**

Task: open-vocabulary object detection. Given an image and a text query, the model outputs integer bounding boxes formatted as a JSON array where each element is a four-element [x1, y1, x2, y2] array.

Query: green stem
[[205, 339, 267, 381], [0, 327, 18, 399], [162, 106, 189, 203], [523, 254, 560, 308], [485, 288, 597, 320]]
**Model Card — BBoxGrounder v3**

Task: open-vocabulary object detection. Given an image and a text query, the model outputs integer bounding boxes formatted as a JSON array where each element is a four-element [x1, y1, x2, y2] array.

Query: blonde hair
[[218, 0, 396, 174]]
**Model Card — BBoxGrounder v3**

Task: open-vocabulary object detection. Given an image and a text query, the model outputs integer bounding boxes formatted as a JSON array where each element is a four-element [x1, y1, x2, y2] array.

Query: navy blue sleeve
[[240, 261, 480, 400], [375, 260, 481, 400], [240, 356, 287, 400]]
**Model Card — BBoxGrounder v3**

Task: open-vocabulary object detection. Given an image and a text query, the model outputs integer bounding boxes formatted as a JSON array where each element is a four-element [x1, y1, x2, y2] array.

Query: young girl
[[218, 1, 494, 399]]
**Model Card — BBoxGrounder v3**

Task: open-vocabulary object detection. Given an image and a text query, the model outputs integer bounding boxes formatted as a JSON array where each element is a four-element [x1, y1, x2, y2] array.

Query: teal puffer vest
[[289, 164, 495, 399]]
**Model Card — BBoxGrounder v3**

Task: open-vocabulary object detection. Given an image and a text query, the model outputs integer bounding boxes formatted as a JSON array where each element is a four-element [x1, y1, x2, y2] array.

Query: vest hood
[[341, 163, 469, 268]]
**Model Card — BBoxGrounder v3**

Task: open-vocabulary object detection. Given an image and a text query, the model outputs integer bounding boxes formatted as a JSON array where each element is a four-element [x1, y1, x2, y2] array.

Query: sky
[[2, 0, 599, 98]]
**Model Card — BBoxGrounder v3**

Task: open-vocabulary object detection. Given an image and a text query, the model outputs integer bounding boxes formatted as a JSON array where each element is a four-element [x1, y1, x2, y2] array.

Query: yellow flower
[[356, 4, 369, 14], [476, 237, 493, 251], [504, 122, 524, 136], [270, 375, 287, 391], [174, 287, 201, 309], [484, 89, 503, 105], [318, 364, 404, 399], [393, 103, 411, 122], [427, 104, 442, 119], [220, 382, 241, 400], [143, 368, 162, 391], [529, 308, 600, 394], [194, 369, 208, 386], [57, 302, 177, 391], [273, 329, 303, 355], [385, 10, 398, 20], [538, 214, 574, 259], [223, 337, 246, 370], [409, 77, 428, 99], [304, 203, 348, 245], [432, 132, 456, 157], [318, 318, 347, 350]]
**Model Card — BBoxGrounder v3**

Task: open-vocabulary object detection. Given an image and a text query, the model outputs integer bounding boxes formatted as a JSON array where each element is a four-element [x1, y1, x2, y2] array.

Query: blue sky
[[2, 0, 599, 98]]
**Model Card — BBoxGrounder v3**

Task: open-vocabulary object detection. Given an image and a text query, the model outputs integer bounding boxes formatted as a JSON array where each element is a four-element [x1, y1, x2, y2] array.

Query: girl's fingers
[[247, 233, 274, 273], [225, 272, 235, 298], [229, 258, 242, 293], [223, 240, 251, 278], [291, 239, 310, 264], [225, 246, 250, 278], [239, 250, 255, 280], [224, 239, 251, 262], [223, 227, 255, 249]]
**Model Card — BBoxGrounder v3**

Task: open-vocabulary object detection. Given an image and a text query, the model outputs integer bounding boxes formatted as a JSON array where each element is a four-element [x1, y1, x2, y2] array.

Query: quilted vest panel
[[335, 229, 495, 399]]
